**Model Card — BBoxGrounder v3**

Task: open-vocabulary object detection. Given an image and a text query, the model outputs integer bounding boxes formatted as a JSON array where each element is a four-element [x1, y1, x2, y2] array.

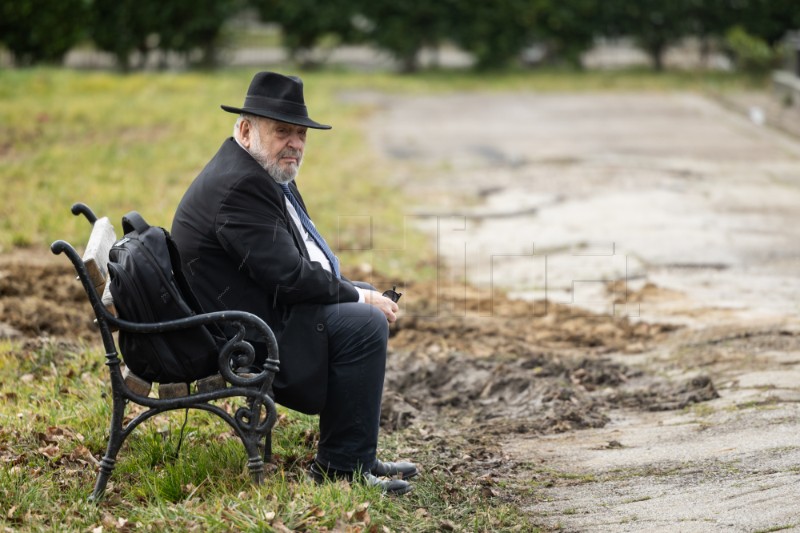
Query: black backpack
[[108, 211, 220, 383]]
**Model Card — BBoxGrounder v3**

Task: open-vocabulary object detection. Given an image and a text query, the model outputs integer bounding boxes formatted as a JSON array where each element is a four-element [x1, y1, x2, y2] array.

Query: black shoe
[[308, 462, 413, 495], [371, 459, 419, 480]]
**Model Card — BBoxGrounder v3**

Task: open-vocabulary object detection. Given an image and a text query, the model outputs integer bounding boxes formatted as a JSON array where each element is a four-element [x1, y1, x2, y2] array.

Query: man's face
[[246, 117, 307, 183]]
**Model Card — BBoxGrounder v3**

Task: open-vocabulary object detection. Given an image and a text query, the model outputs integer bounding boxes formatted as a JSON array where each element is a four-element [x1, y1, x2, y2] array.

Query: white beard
[[249, 128, 302, 184]]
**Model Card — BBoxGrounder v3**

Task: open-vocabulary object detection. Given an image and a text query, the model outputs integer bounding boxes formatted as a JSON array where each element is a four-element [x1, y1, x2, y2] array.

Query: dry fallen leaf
[[271, 520, 293, 533], [354, 502, 371, 524], [101, 512, 116, 529], [439, 520, 457, 531], [37, 444, 60, 459], [68, 445, 100, 466]]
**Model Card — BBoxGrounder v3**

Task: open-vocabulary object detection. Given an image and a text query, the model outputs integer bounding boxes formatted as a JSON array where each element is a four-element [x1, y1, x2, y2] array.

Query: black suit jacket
[[171, 138, 360, 413]]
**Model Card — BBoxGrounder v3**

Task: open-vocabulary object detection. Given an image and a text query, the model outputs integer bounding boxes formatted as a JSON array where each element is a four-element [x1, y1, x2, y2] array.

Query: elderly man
[[171, 72, 416, 494]]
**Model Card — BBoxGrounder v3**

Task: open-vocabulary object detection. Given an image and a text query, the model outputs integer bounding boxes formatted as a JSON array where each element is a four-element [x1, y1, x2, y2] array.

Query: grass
[[0, 66, 765, 531], [0, 338, 532, 531], [754, 525, 798, 533], [686, 402, 716, 418]]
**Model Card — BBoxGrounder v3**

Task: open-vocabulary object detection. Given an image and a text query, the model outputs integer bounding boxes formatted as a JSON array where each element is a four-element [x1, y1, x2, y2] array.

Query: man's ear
[[238, 119, 252, 149]]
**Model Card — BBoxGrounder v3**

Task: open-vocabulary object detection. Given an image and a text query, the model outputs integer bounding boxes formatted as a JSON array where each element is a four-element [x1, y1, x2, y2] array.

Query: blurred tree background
[[0, 0, 88, 66], [251, 0, 360, 68], [1, 0, 798, 74]]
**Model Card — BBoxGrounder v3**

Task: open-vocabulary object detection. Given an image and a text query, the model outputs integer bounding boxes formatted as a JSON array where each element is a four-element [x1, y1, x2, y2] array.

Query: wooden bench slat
[[121, 365, 152, 397], [158, 382, 189, 399], [101, 281, 117, 317], [82, 216, 116, 292]]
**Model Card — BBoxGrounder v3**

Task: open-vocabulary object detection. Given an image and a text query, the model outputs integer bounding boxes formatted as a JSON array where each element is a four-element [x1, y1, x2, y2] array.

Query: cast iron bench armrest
[[50, 239, 280, 390], [107, 310, 280, 389], [71, 201, 98, 224]]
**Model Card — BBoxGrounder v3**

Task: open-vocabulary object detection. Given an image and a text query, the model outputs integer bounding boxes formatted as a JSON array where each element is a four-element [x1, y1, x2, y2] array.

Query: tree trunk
[[649, 42, 665, 72]]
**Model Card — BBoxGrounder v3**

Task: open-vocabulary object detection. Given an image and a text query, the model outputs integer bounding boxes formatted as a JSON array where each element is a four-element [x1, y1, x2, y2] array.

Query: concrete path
[[364, 90, 800, 531], [367, 91, 800, 323]]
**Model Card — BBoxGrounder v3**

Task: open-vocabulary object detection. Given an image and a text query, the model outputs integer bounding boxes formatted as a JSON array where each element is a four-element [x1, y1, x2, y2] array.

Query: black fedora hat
[[221, 71, 331, 130]]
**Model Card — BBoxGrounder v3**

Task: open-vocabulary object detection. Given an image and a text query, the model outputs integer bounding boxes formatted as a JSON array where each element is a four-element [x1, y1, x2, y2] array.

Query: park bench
[[51, 202, 280, 501]]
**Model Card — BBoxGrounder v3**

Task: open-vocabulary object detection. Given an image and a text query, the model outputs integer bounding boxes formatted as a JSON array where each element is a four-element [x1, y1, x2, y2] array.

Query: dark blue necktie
[[280, 183, 341, 278]]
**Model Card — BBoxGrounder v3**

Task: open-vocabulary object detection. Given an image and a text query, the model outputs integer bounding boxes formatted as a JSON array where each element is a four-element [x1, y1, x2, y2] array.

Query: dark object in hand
[[382, 285, 402, 303]]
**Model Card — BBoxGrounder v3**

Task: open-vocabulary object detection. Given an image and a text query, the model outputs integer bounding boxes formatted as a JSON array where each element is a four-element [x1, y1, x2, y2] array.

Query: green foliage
[[252, 0, 360, 68], [0, 0, 87, 66], [529, 0, 600, 68], [735, 0, 800, 46], [87, 0, 240, 71], [87, 0, 161, 71], [356, 0, 457, 72], [5, 0, 800, 74], [450, 0, 535, 70], [158, 0, 242, 67], [683, 0, 745, 38], [600, 0, 696, 71], [725, 25, 779, 75]]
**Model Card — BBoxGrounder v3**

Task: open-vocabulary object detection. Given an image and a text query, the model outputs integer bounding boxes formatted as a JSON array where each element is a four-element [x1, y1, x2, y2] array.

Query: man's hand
[[364, 290, 399, 323]]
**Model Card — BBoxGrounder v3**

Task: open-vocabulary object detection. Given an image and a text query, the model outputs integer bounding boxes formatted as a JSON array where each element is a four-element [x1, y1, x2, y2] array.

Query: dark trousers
[[314, 283, 388, 472]]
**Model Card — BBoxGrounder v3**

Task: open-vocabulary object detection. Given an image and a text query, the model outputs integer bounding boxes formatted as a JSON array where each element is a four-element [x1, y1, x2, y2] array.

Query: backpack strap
[[122, 211, 150, 235], [166, 234, 201, 311]]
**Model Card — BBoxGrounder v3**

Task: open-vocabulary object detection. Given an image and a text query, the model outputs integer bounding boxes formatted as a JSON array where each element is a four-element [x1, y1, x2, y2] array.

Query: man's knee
[[326, 303, 389, 358], [364, 305, 389, 343], [331, 303, 389, 339], [349, 305, 389, 355]]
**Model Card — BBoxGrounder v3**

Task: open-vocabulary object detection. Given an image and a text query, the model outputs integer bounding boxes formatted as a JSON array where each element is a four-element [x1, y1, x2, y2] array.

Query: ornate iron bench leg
[[89, 387, 128, 501], [247, 452, 265, 484], [239, 395, 270, 484]]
